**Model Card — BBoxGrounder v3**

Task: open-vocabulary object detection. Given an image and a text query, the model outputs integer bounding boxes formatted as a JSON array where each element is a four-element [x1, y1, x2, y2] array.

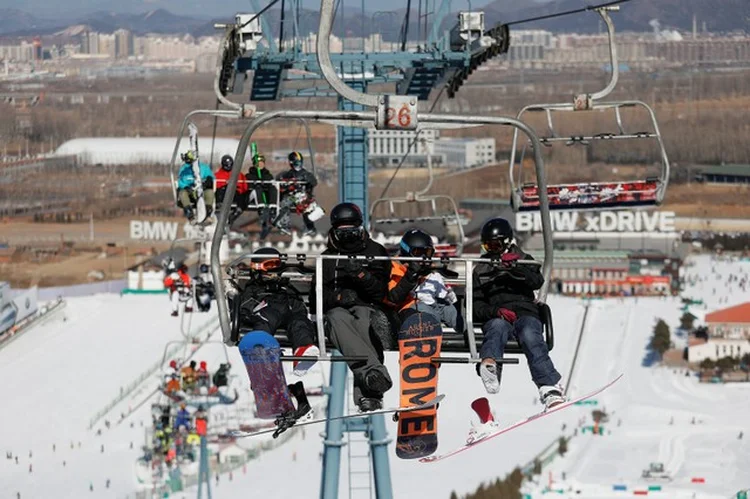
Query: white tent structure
[[54, 137, 249, 166]]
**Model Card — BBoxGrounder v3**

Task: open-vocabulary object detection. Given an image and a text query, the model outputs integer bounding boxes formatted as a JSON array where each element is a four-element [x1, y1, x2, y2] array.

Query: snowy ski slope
[[2, 255, 749, 498]]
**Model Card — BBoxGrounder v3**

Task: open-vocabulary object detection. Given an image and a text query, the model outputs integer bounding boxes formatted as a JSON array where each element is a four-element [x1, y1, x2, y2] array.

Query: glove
[[336, 289, 358, 307], [341, 259, 365, 277], [501, 252, 521, 268], [405, 261, 424, 279], [496, 307, 517, 323]]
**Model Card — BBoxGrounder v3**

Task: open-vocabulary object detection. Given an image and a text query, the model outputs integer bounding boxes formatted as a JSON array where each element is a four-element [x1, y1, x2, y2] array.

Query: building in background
[[705, 302, 750, 339], [432, 138, 495, 169], [696, 164, 750, 185]]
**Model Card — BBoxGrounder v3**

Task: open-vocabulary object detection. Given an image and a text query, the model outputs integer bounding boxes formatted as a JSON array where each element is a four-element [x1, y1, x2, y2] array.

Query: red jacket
[[215, 169, 248, 194], [164, 270, 191, 290]]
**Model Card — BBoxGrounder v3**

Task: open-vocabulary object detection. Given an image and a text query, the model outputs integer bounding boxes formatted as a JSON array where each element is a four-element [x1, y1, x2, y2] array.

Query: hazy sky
[[2, 0, 504, 19]]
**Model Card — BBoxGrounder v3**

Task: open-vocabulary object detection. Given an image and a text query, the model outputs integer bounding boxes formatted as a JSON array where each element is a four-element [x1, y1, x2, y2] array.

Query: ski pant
[[326, 306, 393, 403], [274, 195, 315, 232], [170, 290, 192, 313], [479, 316, 561, 388], [405, 302, 461, 330], [178, 188, 215, 210], [240, 296, 315, 350]]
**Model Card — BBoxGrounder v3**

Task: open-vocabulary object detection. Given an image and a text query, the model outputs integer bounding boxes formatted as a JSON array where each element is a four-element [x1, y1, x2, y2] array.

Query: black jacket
[[309, 234, 390, 314], [473, 246, 544, 322], [247, 167, 276, 206], [277, 168, 318, 195]]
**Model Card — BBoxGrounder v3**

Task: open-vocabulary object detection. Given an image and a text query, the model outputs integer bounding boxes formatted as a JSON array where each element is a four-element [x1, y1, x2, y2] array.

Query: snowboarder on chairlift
[[309, 202, 393, 412], [384, 228, 461, 335], [274, 151, 320, 236], [473, 217, 565, 411], [163, 260, 192, 317], [176, 150, 215, 222], [214, 154, 249, 222], [230, 247, 320, 376]]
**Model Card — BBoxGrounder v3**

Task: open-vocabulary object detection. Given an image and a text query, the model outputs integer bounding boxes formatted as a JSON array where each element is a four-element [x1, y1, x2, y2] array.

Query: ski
[[231, 394, 446, 439], [187, 122, 208, 225], [419, 374, 623, 463]]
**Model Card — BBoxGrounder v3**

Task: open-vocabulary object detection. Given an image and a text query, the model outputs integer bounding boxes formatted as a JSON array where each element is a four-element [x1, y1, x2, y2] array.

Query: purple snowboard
[[239, 331, 295, 419]]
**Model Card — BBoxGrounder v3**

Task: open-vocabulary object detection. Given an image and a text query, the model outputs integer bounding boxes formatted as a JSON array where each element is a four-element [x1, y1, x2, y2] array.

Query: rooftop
[[705, 302, 750, 324]]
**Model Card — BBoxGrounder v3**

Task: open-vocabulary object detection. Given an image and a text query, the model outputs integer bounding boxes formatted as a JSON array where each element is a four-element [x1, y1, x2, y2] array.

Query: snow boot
[[539, 384, 566, 411], [467, 397, 500, 444], [292, 344, 319, 377], [478, 361, 501, 394], [357, 397, 383, 413]]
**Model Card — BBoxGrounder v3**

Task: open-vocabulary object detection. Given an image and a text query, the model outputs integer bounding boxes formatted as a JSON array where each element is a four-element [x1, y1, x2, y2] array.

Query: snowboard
[[419, 374, 624, 463], [238, 330, 296, 419], [230, 394, 446, 439], [396, 312, 443, 459], [187, 122, 209, 225]]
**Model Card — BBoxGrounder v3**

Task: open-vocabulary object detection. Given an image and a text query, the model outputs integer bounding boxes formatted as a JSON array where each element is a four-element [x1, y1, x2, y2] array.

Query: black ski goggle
[[482, 240, 508, 254], [333, 226, 364, 244], [410, 246, 435, 258]]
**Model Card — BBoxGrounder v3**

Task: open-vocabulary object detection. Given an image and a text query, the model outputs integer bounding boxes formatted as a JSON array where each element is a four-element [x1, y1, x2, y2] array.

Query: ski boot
[[466, 397, 499, 445]]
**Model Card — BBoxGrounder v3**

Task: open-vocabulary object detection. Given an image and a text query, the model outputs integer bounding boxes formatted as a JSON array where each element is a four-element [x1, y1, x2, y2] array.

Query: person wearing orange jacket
[[163, 261, 192, 317], [384, 228, 460, 332], [215, 155, 249, 221]]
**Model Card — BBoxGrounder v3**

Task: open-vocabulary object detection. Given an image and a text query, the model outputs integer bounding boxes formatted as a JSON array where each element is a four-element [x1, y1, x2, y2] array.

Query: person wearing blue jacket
[[174, 403, 191, 431], [177, 150, 215, 221]]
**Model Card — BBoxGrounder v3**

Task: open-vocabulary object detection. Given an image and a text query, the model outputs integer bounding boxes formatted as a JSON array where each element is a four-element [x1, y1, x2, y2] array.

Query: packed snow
[[1, 254, 749, 498]]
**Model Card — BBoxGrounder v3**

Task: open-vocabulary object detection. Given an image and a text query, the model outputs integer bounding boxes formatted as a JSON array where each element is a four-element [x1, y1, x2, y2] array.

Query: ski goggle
[[400, 240, 435, 258], [481, 240, 508, 254], [333, 226, 364, 244], [249, 258, 282, 272]]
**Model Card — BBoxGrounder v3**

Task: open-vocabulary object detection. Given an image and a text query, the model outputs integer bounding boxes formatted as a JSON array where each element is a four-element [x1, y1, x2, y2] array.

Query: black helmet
[[221, 155, 234, 171], [288, 151, 303, 171], [399, 228, 435, 258], [329, 203, 366, 252], [199, 264, 209, 274], [480, 218, 515, 254], [330, 202, 363, 228]]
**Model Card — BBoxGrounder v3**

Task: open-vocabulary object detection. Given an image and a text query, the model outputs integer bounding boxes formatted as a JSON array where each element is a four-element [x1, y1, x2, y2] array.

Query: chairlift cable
[[376, 85, 446, 201], [239, 0, 283, 29], [505, 0, 634, 27]]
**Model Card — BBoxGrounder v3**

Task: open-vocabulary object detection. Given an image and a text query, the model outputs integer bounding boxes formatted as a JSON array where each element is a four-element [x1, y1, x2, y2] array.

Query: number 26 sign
[[376, 96, 418, 131]]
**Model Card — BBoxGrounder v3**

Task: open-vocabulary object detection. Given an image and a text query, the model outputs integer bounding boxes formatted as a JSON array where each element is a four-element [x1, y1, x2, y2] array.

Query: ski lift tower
[[213, 2, 514, 497]]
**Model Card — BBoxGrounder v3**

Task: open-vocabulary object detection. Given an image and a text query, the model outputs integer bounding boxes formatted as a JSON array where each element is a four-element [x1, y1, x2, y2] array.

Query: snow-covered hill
[[2, 254, 749, 499]]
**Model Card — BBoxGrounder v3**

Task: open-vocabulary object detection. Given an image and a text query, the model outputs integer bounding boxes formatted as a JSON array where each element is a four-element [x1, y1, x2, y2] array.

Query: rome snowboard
[[395, 312, 443, 459]]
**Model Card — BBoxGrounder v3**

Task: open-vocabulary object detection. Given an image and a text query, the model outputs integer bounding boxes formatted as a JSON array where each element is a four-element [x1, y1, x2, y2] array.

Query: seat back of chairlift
[[507, 8, 670, 213]]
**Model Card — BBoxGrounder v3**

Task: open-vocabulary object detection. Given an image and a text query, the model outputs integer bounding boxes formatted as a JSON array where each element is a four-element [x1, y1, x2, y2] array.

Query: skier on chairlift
[[473, 218, 565, 411], [384, 228, 461, 333], [274, 151, 321, 237], [231, 247, 320, 376], [193, 264, 214, 313], [309, 202, 393, 412], [163, 260, 192, 317], [246, 153, 276, 239], [214, 154, 248, 223], [176, 150, 215, 223]]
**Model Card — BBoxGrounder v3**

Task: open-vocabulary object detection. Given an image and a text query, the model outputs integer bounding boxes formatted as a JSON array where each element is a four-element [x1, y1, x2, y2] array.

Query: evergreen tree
[[650, 319, 671, 358], [680, 312, 696, 330], [449, 491, 459, 499], [558, 436, 569, 456]]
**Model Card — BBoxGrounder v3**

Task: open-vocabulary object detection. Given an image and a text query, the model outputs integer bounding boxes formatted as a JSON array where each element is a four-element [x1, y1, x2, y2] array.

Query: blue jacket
[[178, 162, 214, 190], [174, 408, 191, 429]]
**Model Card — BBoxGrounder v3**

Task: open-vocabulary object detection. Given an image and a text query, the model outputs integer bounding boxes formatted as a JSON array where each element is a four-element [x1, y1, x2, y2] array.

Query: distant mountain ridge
[[0, 1, 747, 38]]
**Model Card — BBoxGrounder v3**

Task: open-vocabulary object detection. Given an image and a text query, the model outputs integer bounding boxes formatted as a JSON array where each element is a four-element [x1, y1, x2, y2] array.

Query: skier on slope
[[384, 228, 462, 336], [274, 151, 320, 236], [174, 404, 191, 431], [229, 247, 320, 376], [309, 203, 393, 412], [214, 154, 248, 223], [176, 150, 215, 222], [473, 218, 565, 411], [163, 261, 192, 317]]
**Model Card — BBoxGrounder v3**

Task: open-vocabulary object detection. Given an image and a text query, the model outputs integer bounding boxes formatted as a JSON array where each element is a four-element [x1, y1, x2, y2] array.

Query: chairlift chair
[[508, 7, 670, 213], [368, 153, 466, 255]]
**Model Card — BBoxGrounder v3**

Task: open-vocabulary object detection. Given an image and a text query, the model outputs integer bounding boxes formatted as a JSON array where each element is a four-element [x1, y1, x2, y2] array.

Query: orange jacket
[[215, 169, 249, 194], [166, 378, 181, 393], [384, 261, 416, 311]]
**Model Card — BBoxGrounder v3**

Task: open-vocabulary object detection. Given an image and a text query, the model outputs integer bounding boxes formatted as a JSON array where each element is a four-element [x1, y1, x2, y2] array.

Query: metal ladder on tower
[[346, 374, 374, 499], [337, 79, 369, 222]]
